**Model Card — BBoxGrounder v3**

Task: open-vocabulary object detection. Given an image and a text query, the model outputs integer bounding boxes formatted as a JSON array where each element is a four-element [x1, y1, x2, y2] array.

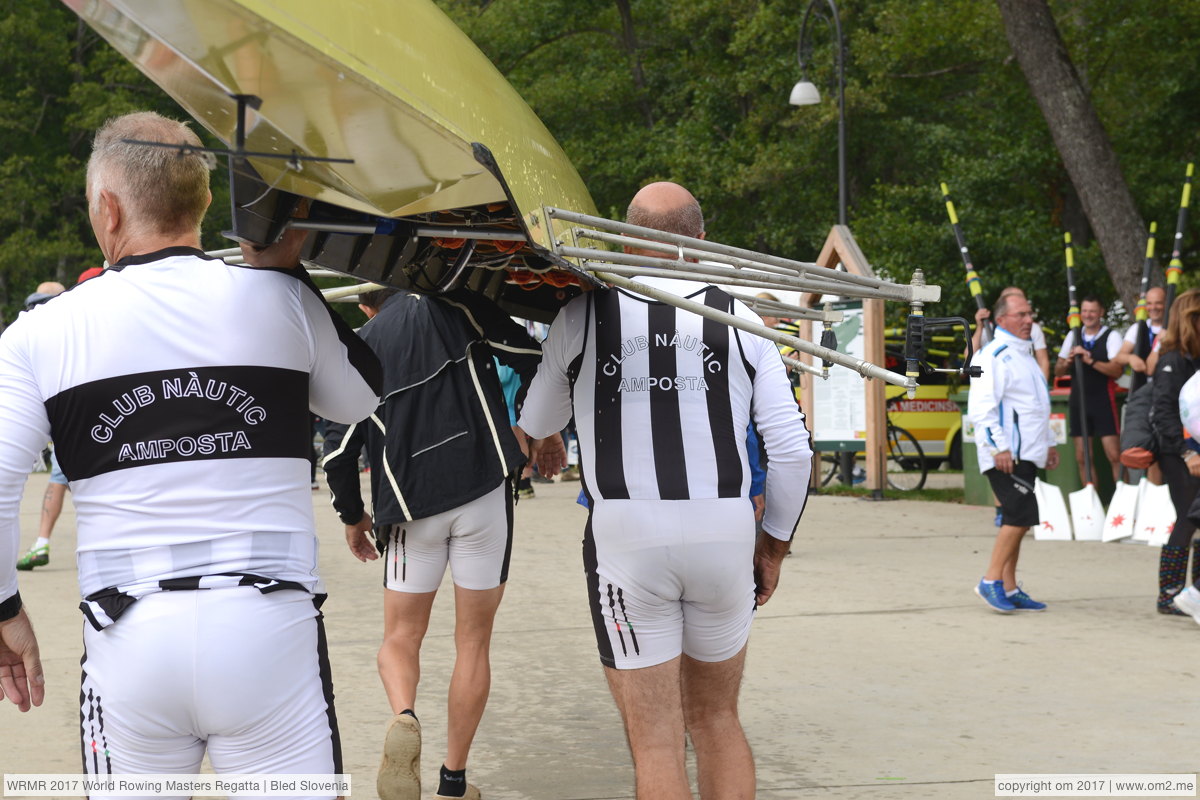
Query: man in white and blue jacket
[[968, 294, 1060, 613]]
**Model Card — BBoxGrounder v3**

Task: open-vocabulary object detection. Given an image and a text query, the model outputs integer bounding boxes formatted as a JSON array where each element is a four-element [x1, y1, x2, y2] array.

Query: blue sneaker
[[1008, 588, 1047, 611], [993, 509, 1003, 527], [974, 580, 1016, 613]]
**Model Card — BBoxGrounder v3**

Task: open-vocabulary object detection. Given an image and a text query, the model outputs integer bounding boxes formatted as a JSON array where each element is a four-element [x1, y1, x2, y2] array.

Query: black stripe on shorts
[[582, 513, 617, 668], [313, 602, 343, 774]]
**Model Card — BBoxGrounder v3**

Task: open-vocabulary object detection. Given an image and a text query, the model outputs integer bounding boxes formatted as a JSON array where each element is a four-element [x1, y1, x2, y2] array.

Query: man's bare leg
[[999, 527, 1029, 590], [681, 647, 753, 800], [379, 589, 437, 713], [1100, 434, 1122, 483], [604, 657, 691, 800], [38, 483, 66, 540], [445, 583, 505, 771], [985, 525, 1028, 590]]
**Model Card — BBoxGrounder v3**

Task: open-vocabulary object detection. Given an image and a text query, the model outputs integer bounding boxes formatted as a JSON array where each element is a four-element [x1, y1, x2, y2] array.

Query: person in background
[[519, 182, 812, 799], [13, 282, 68, 571], [970, 286, 1050, 526], [971, 286, 1050, 381], [1117, 286, 1166, 377], [496, 359, 536, 498], [1118, 286, 1167, 486], [1054, 295, 1123, 484], [968, 294, 1059, 613], [1143, 290, 1200, 617]]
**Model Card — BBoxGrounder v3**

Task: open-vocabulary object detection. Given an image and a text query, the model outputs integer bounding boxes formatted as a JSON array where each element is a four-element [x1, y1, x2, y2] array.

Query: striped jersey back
[[570, 286, 753, 502]]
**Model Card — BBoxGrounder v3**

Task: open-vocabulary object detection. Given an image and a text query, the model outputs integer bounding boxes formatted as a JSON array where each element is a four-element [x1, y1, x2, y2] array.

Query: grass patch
[[815, 484, 966, 503]]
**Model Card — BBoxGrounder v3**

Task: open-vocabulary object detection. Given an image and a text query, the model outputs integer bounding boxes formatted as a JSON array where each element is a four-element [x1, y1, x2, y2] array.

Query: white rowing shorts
[[583, 497, 756, 670], [380, 480, 513, 593], [80, 586, 340, 799]]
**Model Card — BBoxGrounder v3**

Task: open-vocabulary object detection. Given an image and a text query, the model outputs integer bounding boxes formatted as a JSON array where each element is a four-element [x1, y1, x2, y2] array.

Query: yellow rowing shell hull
[[61, 0, 598, 249]]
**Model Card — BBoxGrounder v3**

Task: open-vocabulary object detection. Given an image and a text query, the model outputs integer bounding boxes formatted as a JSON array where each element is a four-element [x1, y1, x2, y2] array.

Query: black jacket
[[1150, 349, 1200, 458], [322, 289, 540, 526]]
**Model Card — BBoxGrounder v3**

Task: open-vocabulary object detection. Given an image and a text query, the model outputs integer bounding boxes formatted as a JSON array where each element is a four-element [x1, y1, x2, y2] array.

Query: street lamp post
[[790, 0, 846, 226], [792, 0, 855, 489]]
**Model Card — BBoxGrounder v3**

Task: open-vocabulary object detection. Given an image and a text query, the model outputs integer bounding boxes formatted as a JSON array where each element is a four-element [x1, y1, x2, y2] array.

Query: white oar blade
[[1131, 478, 1152, 542], [1102, 481, 1139, 542], [1135, 481, 1176, 547], [1033, 479, 1072, 541], [1069, 484, 1105, 541]]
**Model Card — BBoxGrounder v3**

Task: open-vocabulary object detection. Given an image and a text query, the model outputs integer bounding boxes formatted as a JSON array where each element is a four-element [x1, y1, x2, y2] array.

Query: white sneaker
[[1172, 586, 1200, 625]]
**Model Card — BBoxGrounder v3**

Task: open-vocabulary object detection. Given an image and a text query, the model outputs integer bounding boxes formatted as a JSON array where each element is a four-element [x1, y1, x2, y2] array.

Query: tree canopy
[[3, 0, 1198, 342], [0, 1, 230, 321], [438, 0, 1200, 341]]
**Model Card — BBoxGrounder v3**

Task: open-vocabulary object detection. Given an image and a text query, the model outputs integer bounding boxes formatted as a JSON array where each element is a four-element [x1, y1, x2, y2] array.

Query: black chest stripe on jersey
[[593, 291, 630, 499], [1073, 328, 1115, 396], [647, 302, 690, 499], [45, 366, 310, 481], [703, 290, 742, 498]]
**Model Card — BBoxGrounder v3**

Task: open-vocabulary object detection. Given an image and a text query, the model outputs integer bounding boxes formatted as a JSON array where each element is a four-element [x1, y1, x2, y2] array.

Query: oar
[[1064, 233, 1093, 486], [1163, 162, 1194, 327], [1064, 233, 1105, 540], [941, 182, 991, 336], [1129, 222, 1156, 393]]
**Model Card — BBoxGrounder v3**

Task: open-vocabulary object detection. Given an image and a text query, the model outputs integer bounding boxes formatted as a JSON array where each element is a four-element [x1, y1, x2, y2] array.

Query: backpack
[[1119, 383, 1157, 469]]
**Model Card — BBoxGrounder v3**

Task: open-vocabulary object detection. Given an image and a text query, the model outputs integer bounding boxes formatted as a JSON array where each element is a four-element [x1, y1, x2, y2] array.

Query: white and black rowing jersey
[[519, 275, 812, 540], [0, 247, 381, 624]]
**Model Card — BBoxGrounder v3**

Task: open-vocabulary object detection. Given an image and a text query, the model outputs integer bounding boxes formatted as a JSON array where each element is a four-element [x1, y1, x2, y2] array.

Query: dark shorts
[[986, 460, 1040, 528], [1068, 386, 1119, 438]]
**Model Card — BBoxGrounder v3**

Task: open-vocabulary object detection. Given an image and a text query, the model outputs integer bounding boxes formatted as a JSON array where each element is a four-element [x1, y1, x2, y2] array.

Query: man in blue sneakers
[[968, 294, 1059, 613]]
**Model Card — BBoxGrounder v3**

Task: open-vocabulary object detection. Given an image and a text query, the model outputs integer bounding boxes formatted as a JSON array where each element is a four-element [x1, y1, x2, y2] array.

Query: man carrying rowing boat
[[0, 111, 381, 799], [519, 181, 812, 800]]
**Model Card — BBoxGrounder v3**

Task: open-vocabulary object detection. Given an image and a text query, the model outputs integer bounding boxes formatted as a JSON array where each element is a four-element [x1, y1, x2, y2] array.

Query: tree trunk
[[995, 0, 1143, 312], [614, 0, 654, 130]]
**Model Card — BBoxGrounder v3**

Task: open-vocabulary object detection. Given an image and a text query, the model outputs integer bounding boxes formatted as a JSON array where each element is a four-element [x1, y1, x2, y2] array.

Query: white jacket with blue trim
[[968, 326, 1054, 472]]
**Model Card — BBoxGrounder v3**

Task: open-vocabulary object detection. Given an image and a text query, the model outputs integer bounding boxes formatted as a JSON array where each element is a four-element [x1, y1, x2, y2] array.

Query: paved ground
[[3, 471, 1198, 799]]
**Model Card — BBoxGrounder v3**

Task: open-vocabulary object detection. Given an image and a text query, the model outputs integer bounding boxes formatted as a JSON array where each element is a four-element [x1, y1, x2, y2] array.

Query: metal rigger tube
[[591, 270, 914, 390]]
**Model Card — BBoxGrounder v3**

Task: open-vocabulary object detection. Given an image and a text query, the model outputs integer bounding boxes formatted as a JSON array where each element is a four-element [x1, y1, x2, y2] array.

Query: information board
[[811, 300, 866, 452]]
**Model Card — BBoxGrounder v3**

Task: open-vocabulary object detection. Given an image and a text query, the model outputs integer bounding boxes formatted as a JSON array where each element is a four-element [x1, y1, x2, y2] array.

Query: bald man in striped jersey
[[519, 182, 812, 800]]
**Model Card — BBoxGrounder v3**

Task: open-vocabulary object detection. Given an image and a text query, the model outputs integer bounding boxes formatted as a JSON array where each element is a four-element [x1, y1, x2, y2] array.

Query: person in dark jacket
[[322, 286, 545, 800], [1149, 289, 1200, 616]]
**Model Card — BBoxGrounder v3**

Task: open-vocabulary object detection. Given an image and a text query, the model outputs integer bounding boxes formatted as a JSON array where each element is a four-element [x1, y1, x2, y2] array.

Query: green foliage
[[8, 0, 1198, 341], [0, 1, 230, 324], [818, 482, 965, 503], [439, 0, 1199, 347]]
